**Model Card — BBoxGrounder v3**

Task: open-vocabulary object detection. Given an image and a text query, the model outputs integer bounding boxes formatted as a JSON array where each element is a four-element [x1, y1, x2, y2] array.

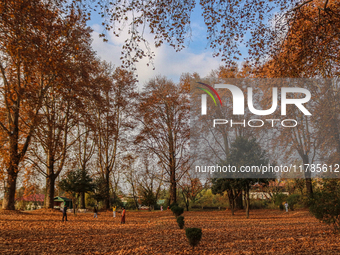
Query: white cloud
[[90, 23, 222, 87]]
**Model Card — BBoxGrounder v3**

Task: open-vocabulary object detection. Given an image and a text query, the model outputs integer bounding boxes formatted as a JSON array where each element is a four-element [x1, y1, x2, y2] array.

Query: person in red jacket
[[121, 207, 126, 224]]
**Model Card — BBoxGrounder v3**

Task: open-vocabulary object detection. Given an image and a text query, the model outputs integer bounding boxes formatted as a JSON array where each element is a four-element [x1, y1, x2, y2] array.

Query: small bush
[[279, 204, 284, 211], [125, 198, 138, 210], [309, 181, 340, 232], [177, 216, 185, 229], [185, 228, 202, 248], [250, 200, 268, 209], [171, 206, 184, 217], [273, 192, 288, 210], [287, 194, 301, 211], [110, 196, 123, 208]]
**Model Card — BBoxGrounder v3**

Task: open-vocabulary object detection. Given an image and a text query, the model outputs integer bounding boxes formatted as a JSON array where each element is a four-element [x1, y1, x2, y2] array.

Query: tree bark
[[46, 175, 56, 209], [170, 174, 177, 205], [80, 192, 85, 209], [236, 190, 243, 209], [181, 192, 190, 211], [245, 186, 250, 219], [302, 154, 313, 196], [73, 198, 76, 215], [105, 170, 110, 210], [228, 190, 235, 216], [2, 166, 18, 210]]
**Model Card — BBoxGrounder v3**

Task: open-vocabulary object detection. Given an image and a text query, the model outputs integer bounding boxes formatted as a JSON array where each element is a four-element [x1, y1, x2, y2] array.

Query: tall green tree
[[58, 168, 95, 210], [212, 136, 274, 218]]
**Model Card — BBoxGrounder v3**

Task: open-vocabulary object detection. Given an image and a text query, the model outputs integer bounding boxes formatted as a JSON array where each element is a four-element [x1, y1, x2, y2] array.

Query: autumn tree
[[73, 118, 96, 209], [255, 1, 340, 194], [189, 68, 254, 169], [26, 9, 98, 209], [82, 1, 339, 69], [0, 0, 94, 209], [136, 77, 190, 205], [94, 64, 137, 210], [137, 153, 164, 210], [122, 154, 140, 210], [179, 173, 204, 211]]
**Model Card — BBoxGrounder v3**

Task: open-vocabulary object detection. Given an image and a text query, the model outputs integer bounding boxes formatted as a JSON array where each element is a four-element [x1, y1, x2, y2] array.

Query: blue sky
[[87, 5, 230, 86]]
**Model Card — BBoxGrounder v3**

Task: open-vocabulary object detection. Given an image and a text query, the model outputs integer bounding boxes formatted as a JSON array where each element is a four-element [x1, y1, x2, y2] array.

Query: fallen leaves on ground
[[0, 209, 339, 254]]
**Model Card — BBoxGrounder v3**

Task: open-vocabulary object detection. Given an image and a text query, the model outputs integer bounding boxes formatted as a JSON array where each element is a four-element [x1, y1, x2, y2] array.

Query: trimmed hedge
[[171, 206, 184, 217], [185, 228, 202, 248], [176, 216, 184, 229]]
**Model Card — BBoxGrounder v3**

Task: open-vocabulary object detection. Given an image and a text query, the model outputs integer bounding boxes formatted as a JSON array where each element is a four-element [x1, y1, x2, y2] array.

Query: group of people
[[61, 205, 126, 224]]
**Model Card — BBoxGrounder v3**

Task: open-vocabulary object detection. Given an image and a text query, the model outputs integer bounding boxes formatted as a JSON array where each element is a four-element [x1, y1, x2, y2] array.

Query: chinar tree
[[135, 77, 190, 205]]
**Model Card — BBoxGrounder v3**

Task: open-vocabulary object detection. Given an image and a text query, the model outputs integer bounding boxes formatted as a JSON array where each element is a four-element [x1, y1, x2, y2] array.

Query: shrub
[[309, 180, 340, 232], [185, 228, 202, 248], [273, 192, 288, 210], [125, 198, 138, 210], [110, 196, 123, 208], [171, 206, 184, 217], [279, 204, 284, 211], [177, 216, 185, 229], [250, 199, 268, 209], [286, 194, 301, 211]]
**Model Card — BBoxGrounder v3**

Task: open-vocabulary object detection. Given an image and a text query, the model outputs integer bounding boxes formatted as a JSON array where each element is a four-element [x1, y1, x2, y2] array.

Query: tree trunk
[[170, 169, 176, 204], [73, 198, 76, 215], [245, 187, 250, 219], [227, 190, 235, 216], [2, 166, 18, 210], [184, 197, 189, 211], [2, 131, 21, 210], [46, 175, 56, 209], [133, 195, 139, 210], [236, 190, 243, 209], [302, 154, 313, 196], [105, 170, 110, 210], [80, 192, 85, 209]]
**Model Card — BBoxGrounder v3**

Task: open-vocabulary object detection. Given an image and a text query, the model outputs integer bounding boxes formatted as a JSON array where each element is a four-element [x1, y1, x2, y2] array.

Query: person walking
[[284, 202, 289, 212], [94, 206, 98, 218], [160, 205, 163, 211], [62, 205, 68, 221], [121, 207, 126, 224], [113, 206, 116, 218]]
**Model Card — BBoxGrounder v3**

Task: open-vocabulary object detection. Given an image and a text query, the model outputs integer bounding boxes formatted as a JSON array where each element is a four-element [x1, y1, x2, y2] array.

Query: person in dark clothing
[[94, 206, 98, 218], [62, 205, 68, 221]]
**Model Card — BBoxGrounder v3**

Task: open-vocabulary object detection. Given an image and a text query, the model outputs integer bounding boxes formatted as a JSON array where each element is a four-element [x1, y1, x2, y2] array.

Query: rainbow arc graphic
[[197, 82, 222, 106]]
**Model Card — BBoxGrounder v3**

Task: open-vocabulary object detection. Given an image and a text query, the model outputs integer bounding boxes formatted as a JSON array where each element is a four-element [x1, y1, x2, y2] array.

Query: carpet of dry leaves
[[0, 208, 339, 254]]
